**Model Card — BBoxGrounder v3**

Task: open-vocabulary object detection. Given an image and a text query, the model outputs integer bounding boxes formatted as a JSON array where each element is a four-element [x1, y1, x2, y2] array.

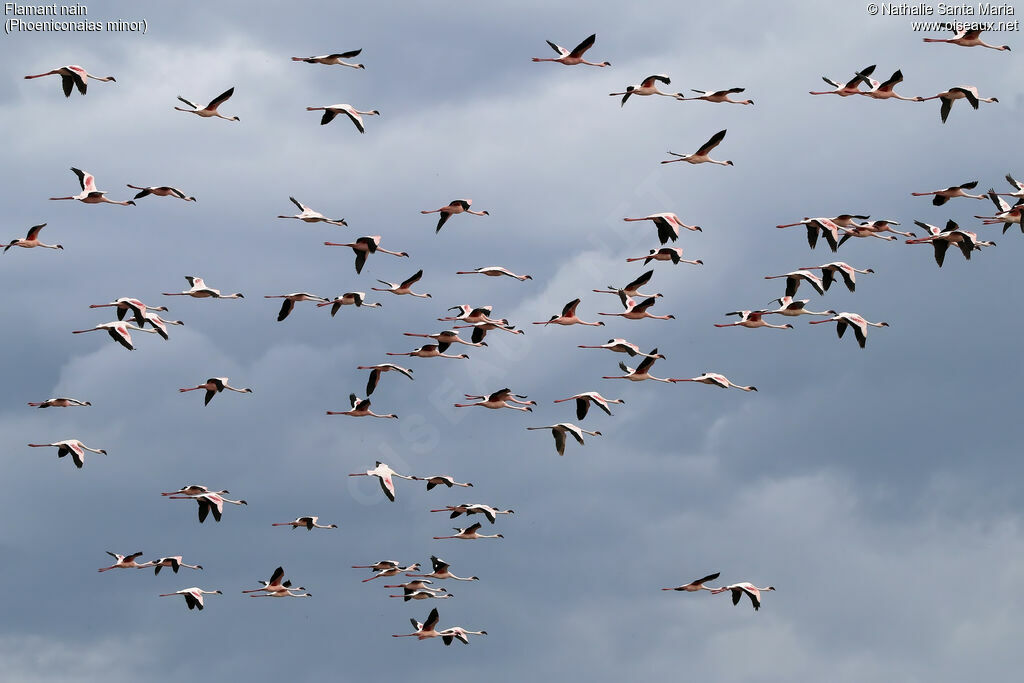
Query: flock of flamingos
[[12, 23, 1019, 642]]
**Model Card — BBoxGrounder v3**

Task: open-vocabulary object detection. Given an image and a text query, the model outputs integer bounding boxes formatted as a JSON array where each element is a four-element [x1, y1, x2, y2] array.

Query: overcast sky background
[[2, 1, 1024, 680]]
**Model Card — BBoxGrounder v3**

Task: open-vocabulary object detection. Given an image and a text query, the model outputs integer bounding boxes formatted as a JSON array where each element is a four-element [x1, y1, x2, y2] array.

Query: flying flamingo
[[323, 236, 408, 274], [553, 391, 625, 420], [671, 373, 757, 391], [357, 363, 414, 396], [251, 588, 312, 598], [372, 269, 432, 298], [911, 180, 985, 205], [421, 199, 490, 233], [348, 461, 415, 502], [906, 220, 991, 266], [241, 566, 303, 594], [162, 276, 244, 299], [593, 270, 662, 299], [526, 423, 602, 455], [577, 339, 664, 358], [598, 295, 675, 321], [711, 583, 776, 611], [382, 580, 443, 592], [975, 189, 1024, 232], [997, 173, 1024, 199], [28, 439, 106, 468], [918, 86, 998, 123], [623, 213, 701, 244], [456, 266, 533, 281], [625, 247, 703, 266], [798, 262, 875, 292], [88, 298, 168, 326], [610, 74, 681, 106], [763, 297, 835, 318], [662, 571, 721, 592], [808, 312, 889, 348], [174, 87, 240, 121], [602, 350, 674, 383], [808, 64, 875, 96], [326, 394, 398, 419], [678, 87, 753, 104], [1, 223, 62, 252], [97, 552, 150, 572], [49, 168, 135, 206], [714, 310, 792, 330], [159, 587, 222, 611], [138, 312, 184, 340], [272, 516, 338, 531], [160, 485, 229, 497], [28, 397, 91, 408], [317, 292, 382, 316], [292, 50, 364, 68], [265, 293, 330, 321], [392, 608, 442, 639], [352, 560, 403, 572], [455, 388, 535, 411], [361, 563, 421, 582], [431, 503, 514, 524], [403, 330, 485, 352], [306, 104, 380, 132], [433, 522, 504, 540], [407, 556, 480, 582], [167, 492, 248, 523], [390, 589, 452, 601], [454, 320, 524, 344], [179, 378, 252, 406], [71, 321, 156, 351], [855, 69, 924, 101], [661, 129, 733, 166], [533, 298, 605, 326], [838, 219, 915, 245], [923, 25, 1011, 50], [24, 64, 115, 96], [439, 304, 501, 324], [439, 627, 488, 645], [413, 475, 473, 491], [126, 184, 196, 202], [763, 270, 826, 297], [532, 33, 610, 66], [276, 197, 347, 226], [776, 215, 868, 252], [386, 344, 469, 360], [148, 556, 203, 575]]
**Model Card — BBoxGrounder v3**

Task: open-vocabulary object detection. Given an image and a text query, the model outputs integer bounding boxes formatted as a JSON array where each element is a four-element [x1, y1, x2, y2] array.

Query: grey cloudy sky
[[2, 1, 1024, 680]]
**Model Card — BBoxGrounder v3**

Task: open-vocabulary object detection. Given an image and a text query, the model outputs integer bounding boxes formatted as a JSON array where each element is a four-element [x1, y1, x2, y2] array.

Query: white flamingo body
[[680, 87, 753, 105], [711, 582, 776, 611], [623, 213, 701, 244], [159, 587, 222, 611], [455, 388, 535, 411], [167, 492, 247, 523], [307, 104, 379, 132], [277, 197, 347, 226], [327, 394, 398, 419], [602, 349, 673, 383], [532, 33, 609, 66], [413, 475, 473, 491], [98, 551, 151, 572], [28, 397, 91, 408], [856, 69, 923, 101], [919, 85, 998, 123], [625, 247, 703, 266], [272, 516, 338, 531], [662, 571, 722, 592], [534, 298, 604, 326], [763, 297, 834, 318], [387, 344, 469, 360], [49, 168, 135, 206], [28, 439, 106, 468], [149, 556, 203, 575], [433, 522, 504, 540], [356, 363, 414, 396], [808, 312, 889, 348], [348, 461, 414, 501], [162, 276, 244, 299], [923, 25, 1011, 50], [553, 391, 624, 420], [610, 74, 680, 106], [179, 377, 252, 405], [798, 262, 874, 292], [175, 87, 239, 121], [661, 129, 733, 166], [265, 293, 330, 321], [577, 339, 663, 358], [526, 422, 601, 455], [71, 321, 156, 351], [809, 64, 875, 96], [324, 235, 408, 273], [456, 266, 532, 281], [24, 64, 115, 96], [671, 373, 757, 391], [763, 270, 826, 297], [373, 269, 431, 298], [714, 310, 792, 330]]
